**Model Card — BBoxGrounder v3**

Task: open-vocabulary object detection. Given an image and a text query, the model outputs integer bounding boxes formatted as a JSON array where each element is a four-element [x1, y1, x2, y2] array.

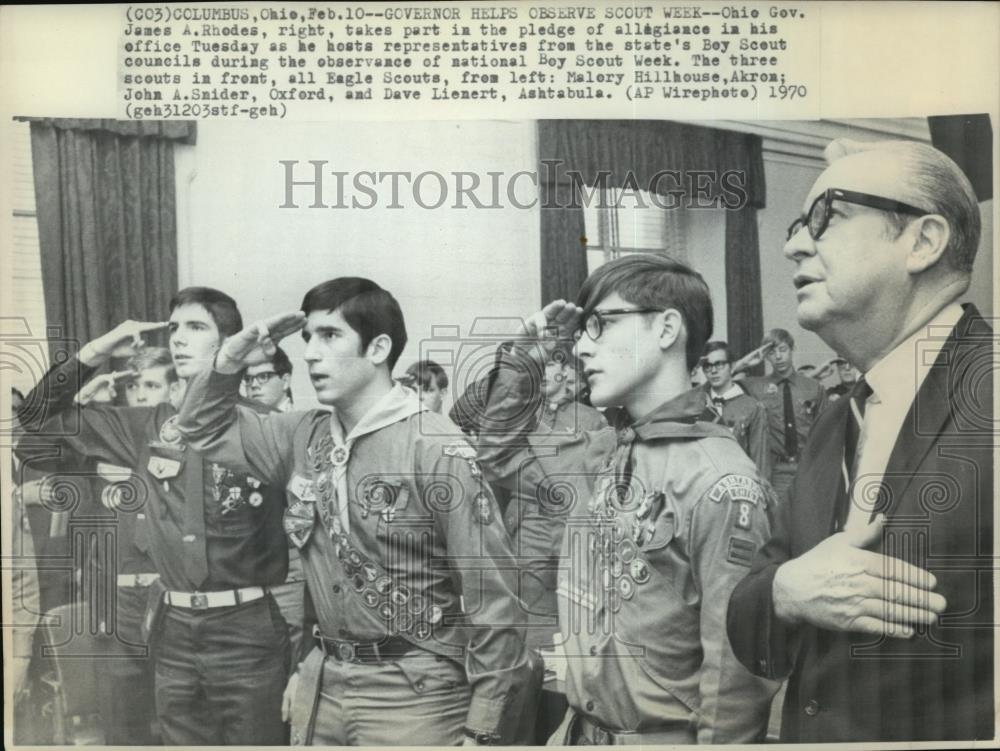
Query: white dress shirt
[[844, 303, 964, 531]]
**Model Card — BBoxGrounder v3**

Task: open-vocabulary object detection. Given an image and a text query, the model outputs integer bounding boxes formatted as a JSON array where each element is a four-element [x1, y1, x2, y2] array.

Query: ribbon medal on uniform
[[211, 463, 232, 502], [221, 485, 245, 514], [474, 492, 494, 525]]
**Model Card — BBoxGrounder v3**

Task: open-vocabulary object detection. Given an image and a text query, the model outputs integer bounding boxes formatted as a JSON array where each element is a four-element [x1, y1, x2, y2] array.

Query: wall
[[174, 118, 993, 407], [175, 120, 541, 411], [758, 153, 831, 367]]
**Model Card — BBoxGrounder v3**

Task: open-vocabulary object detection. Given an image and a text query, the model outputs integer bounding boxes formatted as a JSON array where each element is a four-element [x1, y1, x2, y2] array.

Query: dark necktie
[[782, 380, 799, 460], [182, 450, 210, 588], [833, 377, 873, 530]]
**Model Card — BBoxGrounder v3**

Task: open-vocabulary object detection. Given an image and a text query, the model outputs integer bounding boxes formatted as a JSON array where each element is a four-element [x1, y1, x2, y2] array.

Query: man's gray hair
[[824, 138, 981, 273]]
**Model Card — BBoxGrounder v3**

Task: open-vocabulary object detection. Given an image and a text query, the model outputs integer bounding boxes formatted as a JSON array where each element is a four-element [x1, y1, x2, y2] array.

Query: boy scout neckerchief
[[608, 388, 732, 491], [320, 384, 425, 535]]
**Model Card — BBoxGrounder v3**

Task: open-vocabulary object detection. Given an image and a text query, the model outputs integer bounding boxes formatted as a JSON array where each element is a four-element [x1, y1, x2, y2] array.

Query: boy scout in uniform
[[698, 341, 770, 476], [502, 344, 606, 647], [476, 255, 779, 743], [742, 329, 828, 501], [177, 277, 533, 746], [97, 348, 177, 743], [16, 288, 291, 746]]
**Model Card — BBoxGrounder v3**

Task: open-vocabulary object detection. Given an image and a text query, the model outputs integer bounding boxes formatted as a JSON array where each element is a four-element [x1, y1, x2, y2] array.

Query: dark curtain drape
[[928, 114, 992, 201], [538, 120, 766, 358], [24, 118, 196, 359]]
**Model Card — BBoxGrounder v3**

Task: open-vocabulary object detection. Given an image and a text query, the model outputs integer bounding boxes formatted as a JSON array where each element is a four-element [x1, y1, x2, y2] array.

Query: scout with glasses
[[698, 341, 770, 475], [243, 345, 294, 411], [728, 139, 993, 742], [476, 254, 779, 744]]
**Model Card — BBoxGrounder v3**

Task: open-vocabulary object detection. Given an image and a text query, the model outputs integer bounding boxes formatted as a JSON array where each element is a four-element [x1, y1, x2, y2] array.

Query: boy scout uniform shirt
[[15, 356, 288, 592], [700, 385, 771, 477], [177, 368, 533, 742], [477, 344, 779, 744], [744, 372, 827, 464]]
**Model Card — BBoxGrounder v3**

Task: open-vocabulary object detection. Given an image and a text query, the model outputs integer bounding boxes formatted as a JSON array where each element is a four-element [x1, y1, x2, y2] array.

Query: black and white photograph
[[1, 2, 997, 748]]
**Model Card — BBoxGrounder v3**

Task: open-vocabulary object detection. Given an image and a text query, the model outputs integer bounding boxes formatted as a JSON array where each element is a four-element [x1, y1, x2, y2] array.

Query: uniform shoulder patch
[[727, 536, 756, 567], [706, 474, 765, 506], [442, 441, 477, 460]]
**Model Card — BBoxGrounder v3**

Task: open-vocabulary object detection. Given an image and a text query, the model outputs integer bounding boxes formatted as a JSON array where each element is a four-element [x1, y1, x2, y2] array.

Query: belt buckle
[[337, 642, 355, 662], [190, 593, 209, 609]]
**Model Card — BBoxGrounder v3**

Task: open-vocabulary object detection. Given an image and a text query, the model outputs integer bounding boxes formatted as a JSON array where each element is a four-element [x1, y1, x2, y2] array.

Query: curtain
[[537, 120, 766, 358], [26, 118, 196, 359]]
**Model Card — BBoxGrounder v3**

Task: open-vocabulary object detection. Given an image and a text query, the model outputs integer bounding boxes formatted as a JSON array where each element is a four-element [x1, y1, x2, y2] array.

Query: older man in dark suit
[[727, 137, 993, 742]]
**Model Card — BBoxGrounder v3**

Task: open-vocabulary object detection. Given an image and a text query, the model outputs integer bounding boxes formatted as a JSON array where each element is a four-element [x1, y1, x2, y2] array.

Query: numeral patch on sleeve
[[735, 501, 752, 530]]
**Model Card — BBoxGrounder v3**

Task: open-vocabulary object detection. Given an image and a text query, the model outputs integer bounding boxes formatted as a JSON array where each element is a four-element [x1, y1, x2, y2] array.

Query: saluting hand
[[74, 370, 137, 405], [520, 300, 584, 343], [215, 311, 306, 374], [772, 514, 947, 638], [79, 321, 170, 367], [732, 342, 773, 374]]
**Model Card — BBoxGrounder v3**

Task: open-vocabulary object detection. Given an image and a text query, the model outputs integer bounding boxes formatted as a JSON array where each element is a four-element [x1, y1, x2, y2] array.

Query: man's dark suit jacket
[[727, 304, 994, 742]]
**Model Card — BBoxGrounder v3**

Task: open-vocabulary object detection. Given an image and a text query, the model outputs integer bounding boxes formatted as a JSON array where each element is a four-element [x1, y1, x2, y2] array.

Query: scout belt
[[164, 586, 267, 610], [313, 624, 417, 664], [573, 714, 695, 746], [117, 573, 160, 587]]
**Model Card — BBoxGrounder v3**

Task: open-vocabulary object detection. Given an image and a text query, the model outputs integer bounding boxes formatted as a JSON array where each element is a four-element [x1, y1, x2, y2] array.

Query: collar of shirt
[[277, 395, 294, 413], [864, 302, 963, 409], [770, 371, 795, 386], [709, 383, 745, 402], [330, 383, 425, 446]]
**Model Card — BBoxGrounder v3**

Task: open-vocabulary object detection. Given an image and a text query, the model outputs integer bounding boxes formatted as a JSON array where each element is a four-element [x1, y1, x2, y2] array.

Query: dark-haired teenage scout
[[177, 277, 533, 746], [15, 287, 291, 746], [474, 254, 779, 744]]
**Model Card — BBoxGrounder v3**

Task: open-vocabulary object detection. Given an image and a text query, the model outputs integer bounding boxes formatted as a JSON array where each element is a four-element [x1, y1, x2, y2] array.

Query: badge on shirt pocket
[[146, 456, 181, 480], [359, 476, 410, 523]]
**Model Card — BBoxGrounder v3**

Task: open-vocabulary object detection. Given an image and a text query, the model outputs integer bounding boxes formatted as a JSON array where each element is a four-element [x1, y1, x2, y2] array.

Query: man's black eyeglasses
[[701, 359, 730, 371], [243, 371, 278, 387], [786, 188, 930, 242], [575, 308, 665, 342]]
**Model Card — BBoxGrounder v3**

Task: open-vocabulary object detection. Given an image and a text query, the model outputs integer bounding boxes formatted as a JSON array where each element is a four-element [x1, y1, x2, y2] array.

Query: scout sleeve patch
[[442, 441, 477, 460], [442, 440, 483, 477], [706, 474, 765, 506], [727, 536, 756, 567]]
